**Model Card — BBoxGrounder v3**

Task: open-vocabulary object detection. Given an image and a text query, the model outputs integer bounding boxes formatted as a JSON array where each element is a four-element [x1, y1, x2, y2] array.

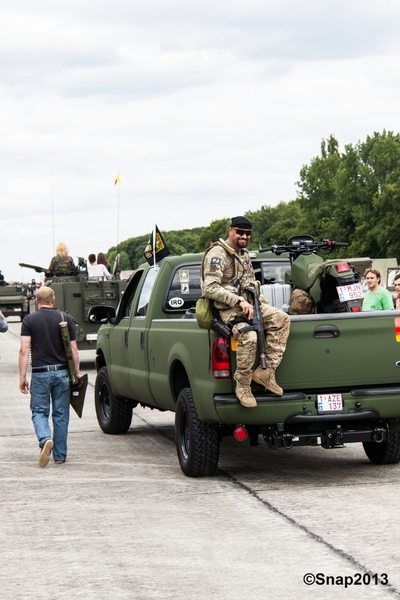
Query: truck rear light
[[395, 318, 400, 342], [334, 262, 351, 273], [233, 426, 248, 441], [212, 337, 231, 378], [351, 306, 361, 312]]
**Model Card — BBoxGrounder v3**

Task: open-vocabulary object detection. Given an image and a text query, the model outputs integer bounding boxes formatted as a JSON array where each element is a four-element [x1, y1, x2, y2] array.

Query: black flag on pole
[[143, 225, 171, 265]]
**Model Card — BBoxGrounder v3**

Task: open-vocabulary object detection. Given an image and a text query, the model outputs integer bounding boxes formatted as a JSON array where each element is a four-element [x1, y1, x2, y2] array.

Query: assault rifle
[[245, 286, 267, 370]]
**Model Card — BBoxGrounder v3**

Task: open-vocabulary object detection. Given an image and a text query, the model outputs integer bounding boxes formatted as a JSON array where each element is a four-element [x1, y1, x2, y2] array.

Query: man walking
[[201, 216, 290, 408], [18, 286, 80, 467]]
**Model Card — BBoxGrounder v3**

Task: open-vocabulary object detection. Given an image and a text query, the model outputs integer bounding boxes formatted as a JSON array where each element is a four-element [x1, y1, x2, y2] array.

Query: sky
[[2, 0, 400, 282]]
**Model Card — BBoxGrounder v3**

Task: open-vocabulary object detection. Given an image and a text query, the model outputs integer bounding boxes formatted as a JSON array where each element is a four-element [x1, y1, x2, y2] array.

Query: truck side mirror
[[88, 305, 116, 324]]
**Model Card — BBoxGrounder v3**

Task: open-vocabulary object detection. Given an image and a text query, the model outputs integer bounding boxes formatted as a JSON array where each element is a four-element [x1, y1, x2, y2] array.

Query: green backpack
[[195, 296, 213, 329]]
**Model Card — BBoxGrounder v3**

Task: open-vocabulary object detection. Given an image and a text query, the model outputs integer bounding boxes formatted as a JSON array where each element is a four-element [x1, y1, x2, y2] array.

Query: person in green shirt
[[362, 269, 394, 311]]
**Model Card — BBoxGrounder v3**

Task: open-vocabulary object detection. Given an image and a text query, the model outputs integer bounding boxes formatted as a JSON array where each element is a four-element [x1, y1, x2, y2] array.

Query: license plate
[[86, 333, 97, 341], [317, 393, 343, 413], [336, 283, 364, 301]]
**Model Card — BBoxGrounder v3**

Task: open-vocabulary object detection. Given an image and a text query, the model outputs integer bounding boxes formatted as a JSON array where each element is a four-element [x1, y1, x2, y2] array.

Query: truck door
[[127, 267, 160, 406], [108, 270, 144, 398]]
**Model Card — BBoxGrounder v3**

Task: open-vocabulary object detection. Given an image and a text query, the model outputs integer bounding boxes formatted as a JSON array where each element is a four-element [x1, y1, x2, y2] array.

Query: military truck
[[0, 281, 26, 319], [88, 251, 400, 477], [19, 258, 129, 350]]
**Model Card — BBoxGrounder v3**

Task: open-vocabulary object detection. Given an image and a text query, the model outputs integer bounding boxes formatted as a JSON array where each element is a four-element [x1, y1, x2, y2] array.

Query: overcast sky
[[2, 0, 400, 282]]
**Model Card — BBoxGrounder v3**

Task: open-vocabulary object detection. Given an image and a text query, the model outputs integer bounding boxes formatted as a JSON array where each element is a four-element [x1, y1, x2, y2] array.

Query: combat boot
[[252, 367, 283, 396], [235, 384, 257, 408]]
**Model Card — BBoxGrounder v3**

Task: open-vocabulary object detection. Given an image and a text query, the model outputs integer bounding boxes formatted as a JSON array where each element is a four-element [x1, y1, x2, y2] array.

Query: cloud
[[1, 0, 400, 282]]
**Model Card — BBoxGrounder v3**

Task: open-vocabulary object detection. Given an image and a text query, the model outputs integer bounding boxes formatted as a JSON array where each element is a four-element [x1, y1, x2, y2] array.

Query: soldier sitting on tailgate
[[201, 216, 290, 409], [48, 243, 76, 275]]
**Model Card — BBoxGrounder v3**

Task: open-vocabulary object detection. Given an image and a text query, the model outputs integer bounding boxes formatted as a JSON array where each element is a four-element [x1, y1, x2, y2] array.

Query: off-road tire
[[363, 419, 400, 464], [175, 387, 219, 477], [95, 367, 132, 434]]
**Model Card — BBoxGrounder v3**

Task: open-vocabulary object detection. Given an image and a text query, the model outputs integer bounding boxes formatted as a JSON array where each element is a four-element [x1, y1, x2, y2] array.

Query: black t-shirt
[[21, 308, 76, 368]]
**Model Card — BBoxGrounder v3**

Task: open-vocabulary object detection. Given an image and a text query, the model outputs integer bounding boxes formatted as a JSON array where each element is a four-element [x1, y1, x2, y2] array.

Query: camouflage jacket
[[201, 239, 264, 311], [48, 255, 75, 274]]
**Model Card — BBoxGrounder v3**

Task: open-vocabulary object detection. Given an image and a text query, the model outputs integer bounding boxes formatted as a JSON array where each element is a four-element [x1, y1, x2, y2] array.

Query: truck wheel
[[363, 420, 400, 464], [95, 367, 132, 434], [175, 387, 219, 477]]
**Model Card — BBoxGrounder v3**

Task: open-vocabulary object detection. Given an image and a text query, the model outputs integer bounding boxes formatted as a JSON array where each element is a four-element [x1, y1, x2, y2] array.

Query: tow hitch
[[323, 425, 344, 449]]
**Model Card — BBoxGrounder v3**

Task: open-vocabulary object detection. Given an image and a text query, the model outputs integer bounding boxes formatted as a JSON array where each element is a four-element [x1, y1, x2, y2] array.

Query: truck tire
[[175, 387, 219, 477], [95, 367, 132, 434], [363, 419, 400, 464]]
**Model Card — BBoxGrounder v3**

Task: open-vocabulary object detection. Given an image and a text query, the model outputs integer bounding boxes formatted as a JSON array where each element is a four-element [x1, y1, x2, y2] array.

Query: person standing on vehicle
[[97, 252, 111, 273], [18, 286, 80, 467], [48, 242, 76, 275], [362, 269, 394, 311], [201, 216, 290, 408], [87, 254, 112, 280]]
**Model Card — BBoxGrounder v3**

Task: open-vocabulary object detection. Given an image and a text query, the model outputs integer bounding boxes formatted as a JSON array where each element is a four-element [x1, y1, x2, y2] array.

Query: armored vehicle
[[19, 257, 129, 350], [0, 281, 26, 319]]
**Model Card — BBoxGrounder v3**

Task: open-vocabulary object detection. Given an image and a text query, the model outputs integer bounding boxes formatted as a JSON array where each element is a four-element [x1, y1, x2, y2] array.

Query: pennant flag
[[144, 225, 171, 265], [114, 173, 121, 185]]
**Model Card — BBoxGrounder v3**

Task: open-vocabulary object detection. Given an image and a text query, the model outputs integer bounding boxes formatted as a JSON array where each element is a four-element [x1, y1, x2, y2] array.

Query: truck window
[[135, 267, 159, 317], [115, 269, 144, 322], [164, 264, 201, 313], [261, 261, 290, 284]]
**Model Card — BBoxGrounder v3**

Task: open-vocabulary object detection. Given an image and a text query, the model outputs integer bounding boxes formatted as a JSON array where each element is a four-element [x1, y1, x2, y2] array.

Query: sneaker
[[54, 460, 65, 464], [38, 439, 54, 468]]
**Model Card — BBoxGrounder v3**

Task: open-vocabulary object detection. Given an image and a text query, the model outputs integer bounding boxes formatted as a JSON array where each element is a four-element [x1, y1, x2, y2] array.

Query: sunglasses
[[233, 228, 252, 237]]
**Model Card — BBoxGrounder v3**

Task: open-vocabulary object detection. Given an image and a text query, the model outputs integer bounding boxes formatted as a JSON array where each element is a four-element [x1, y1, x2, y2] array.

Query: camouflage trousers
[[220, 304, 290, 386]]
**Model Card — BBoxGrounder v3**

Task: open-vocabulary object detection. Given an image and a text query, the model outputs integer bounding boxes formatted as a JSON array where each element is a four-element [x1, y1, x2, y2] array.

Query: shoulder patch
[[211, 257, 221, 264]]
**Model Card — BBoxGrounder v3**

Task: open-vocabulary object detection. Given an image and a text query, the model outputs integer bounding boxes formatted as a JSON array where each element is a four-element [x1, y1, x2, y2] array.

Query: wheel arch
[[170, 359, 190, 402]]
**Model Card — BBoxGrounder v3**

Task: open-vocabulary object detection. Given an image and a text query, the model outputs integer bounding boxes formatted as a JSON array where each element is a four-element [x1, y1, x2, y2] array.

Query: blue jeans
[[30, 370, 70, 461]]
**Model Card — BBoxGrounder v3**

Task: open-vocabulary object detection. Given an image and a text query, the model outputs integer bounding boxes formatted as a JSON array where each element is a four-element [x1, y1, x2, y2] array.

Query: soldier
[[201, 216, 290, 408]]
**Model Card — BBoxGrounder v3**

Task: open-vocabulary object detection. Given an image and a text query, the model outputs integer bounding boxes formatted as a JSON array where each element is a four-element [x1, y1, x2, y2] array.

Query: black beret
[[230, 216, 252, 229]]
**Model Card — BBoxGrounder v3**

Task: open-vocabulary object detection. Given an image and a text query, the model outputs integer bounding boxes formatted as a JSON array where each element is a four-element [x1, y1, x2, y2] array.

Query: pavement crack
[[219, 469, 400, 597]]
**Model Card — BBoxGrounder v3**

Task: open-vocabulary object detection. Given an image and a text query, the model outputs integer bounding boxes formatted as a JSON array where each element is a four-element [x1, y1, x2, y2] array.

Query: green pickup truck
[[89, 252, 400, 477]]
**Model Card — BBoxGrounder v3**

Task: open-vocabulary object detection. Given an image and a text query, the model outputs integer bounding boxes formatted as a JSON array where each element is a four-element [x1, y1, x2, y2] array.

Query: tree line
[[108, 130, 400, 270]]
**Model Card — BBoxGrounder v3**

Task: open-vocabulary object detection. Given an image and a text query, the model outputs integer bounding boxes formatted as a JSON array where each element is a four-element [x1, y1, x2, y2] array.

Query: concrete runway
[[1, 319, 400, 599]]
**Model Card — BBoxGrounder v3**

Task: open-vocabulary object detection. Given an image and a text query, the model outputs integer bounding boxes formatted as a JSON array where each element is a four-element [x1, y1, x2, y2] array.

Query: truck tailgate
[[276, 311, 400, 390]]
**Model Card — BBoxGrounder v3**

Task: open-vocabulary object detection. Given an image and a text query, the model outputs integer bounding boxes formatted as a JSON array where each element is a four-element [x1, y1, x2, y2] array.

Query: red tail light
[[212, 337, 231, 378], [334, 262, 351, 273], [351, 306, 361, 312], [233, 426, 248, 441]]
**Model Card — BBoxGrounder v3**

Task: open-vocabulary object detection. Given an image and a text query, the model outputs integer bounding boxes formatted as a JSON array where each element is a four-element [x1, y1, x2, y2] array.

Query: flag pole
[[114, 173, 121, 256], [153, 222, 157, 269]]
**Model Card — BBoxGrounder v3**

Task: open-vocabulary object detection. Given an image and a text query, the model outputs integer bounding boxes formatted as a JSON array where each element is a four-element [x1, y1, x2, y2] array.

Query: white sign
[[168, 297, 184, 308], [317, 393, 343, 413], [336, 283, 364, 301]]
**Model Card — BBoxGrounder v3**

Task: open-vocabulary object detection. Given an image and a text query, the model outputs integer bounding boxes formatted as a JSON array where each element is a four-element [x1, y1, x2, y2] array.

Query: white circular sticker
[[168, 297, 184, 308]]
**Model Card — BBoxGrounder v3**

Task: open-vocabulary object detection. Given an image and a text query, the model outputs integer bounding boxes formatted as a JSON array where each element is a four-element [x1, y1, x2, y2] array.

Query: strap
[[59, 312, 78, 384], [201, 239, 246, 292]]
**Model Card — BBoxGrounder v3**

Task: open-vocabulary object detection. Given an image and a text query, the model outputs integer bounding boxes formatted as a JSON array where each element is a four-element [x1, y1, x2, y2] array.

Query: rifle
[[245, 286, 267, 370]]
